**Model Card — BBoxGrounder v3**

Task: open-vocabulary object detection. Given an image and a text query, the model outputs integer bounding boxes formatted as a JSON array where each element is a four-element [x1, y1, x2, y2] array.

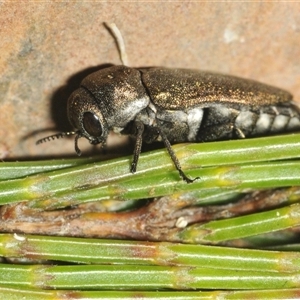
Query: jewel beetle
[[37, 65, 300, 182]]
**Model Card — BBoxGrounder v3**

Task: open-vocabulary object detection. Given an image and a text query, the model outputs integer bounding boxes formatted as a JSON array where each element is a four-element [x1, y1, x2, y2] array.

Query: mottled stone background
[[1, 2, 300, 159]]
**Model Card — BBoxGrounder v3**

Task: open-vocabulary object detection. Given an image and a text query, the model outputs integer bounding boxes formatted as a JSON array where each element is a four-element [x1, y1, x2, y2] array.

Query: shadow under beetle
[[37, 65, 300, 183]]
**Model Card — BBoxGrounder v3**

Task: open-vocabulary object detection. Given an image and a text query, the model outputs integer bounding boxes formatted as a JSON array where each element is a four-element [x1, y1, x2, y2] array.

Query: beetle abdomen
[[195, 103, 300, 142]]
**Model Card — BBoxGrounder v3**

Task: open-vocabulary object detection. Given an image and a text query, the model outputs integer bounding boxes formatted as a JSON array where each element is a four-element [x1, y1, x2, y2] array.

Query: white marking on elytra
[[287, 116, 300, 129], [271, 115, 289, 132], [255, 113, 273, 133], [235, 111, 255, 129], [187, 107, 203, 140], [215, 105, 232, 118]]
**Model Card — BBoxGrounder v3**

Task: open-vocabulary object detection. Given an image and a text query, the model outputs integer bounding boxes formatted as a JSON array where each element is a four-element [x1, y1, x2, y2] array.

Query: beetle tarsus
[[179, 170, 199, 184]]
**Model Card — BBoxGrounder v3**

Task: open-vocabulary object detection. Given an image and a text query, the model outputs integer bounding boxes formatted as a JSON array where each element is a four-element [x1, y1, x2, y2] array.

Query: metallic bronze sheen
[[141, 68, 292, 110]]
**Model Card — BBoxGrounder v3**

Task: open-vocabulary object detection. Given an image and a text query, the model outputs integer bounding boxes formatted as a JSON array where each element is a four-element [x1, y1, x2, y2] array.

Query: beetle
[[37, 65, 300, 182]]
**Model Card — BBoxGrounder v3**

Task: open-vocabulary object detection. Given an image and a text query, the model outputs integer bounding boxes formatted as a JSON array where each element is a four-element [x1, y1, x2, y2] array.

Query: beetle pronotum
[[37, 24, 300, 183]]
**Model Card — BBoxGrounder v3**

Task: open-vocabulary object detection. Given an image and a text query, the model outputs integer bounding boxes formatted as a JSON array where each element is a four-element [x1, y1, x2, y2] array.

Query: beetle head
[[67, 87, 109, 147], [68, 66, 150, 153]]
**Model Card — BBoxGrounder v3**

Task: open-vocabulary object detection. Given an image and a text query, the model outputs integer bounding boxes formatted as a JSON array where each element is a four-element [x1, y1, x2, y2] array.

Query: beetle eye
[[82, 112, 103, 137]]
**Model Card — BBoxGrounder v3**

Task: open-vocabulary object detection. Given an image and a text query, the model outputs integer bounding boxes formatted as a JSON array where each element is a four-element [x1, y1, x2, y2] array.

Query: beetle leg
[[157, 127, 199, 184], [130, 121, 144, 173], [74, 133, 83, 156]]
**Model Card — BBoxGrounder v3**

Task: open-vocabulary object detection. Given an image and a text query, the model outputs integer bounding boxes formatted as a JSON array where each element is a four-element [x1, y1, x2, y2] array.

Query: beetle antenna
[[36, 131, 78, 145], [104, 22, 128, 66]]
